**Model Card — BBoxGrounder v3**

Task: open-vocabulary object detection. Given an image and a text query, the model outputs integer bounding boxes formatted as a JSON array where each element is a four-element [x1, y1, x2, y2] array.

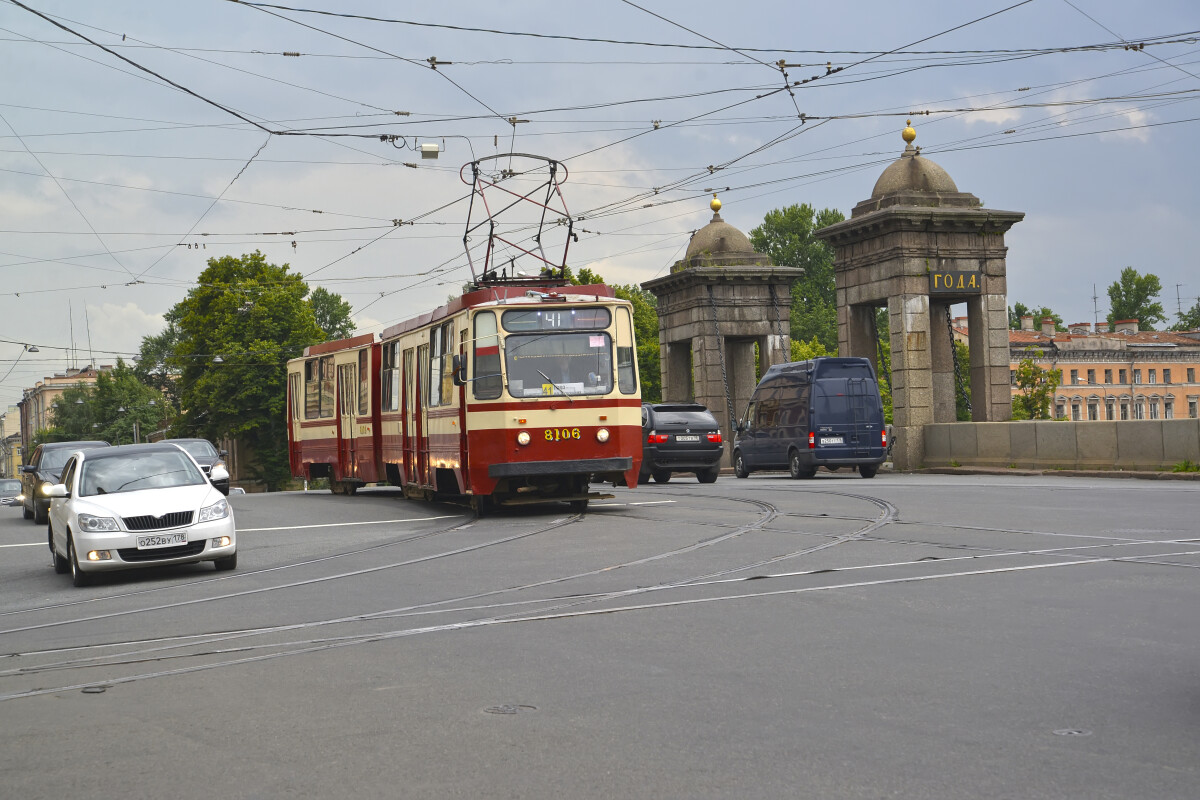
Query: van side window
[[742, 402, 755, 430]]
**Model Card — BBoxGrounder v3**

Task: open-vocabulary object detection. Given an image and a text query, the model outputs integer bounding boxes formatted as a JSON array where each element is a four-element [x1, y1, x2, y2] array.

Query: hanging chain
[[768, 282, 786, 365], [946, 306, 972, 416], [707, 285, 737, 439]]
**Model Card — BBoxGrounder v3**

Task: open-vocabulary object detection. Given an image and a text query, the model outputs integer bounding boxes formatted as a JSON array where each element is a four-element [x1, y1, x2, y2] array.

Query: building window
[[1087, 369, 1095, 384], [1072, 403, 1081, 421], [1135, 401, 1145, 420], [1105, 400, 1115, 420], [1056, 402, 1066, 419], [1070, 369, 1079, 385], [1190, 398, 1198, 418], [1010, 369, 1016, 386], [1165, 400, 1173, 419], [1104, 369, 1112, 384], [1150, 400, 1160, 420], [1119, 369, 1127, 384], [1149, 369, 1157, 385], [1188, 368, 1196, 383], [1163, 369, 1171, 384], [1133, 369, 1142, 384], [1120, 402, 1129, 420], [1087, 402, 1098, 420]]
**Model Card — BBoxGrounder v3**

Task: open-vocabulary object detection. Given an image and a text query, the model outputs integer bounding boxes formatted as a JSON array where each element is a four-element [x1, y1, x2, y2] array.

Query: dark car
[[733, 357, 887, 480], [639, 403, 723, 484], [163, 439, 229, 495], [0, 478, 21, 506], [22, 440, 111, 524]]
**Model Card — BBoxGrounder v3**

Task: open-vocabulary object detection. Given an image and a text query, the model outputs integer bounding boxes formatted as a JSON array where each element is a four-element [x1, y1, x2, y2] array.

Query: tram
[[285, 277, 643, 511]]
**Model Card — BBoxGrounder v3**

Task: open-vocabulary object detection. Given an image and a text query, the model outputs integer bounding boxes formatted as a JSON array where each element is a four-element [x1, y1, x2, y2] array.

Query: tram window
[[473, 311, 503, 400], [428, 321, 455, 407], [289, 372, 300, 419], [358, 349, 369, 416], [304, 356, 335, 419], [381, 342, 400, 412], [502, 308, 610, 332], [615, 306, 637, 395], [504, 332, 613, 397]]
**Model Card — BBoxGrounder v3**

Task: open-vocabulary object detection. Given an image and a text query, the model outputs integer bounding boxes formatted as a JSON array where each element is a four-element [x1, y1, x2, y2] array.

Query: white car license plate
[[822, 436, 845, 445], [136, 532, 187, 550], [674, 435, 700, 442]]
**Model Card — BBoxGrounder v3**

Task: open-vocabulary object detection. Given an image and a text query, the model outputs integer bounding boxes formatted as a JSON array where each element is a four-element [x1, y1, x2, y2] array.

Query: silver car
[[0, 478, 21, 506], [47, 443, 237, 587]]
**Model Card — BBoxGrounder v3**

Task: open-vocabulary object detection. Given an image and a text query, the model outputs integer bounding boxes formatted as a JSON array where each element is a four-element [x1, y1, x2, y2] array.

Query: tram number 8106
[[545, 428, 581, 442]]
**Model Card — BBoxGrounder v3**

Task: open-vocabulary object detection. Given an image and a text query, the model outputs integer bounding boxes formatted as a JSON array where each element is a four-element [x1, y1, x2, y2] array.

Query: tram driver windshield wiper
[[535, 368, 574, 402]]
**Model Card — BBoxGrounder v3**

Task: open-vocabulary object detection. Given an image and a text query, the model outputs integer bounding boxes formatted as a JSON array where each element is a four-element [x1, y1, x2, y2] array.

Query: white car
[[47, 443, 237, 587]]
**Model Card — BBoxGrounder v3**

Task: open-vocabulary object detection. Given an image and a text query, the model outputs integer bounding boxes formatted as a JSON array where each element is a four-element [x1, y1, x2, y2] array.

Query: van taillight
[[706, 433, 722, 444], [808, 432, 816, 449], [881, 429, 888, 447]]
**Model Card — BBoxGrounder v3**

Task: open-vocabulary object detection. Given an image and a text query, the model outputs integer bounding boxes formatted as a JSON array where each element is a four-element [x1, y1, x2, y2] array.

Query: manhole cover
[[81, 686, 109, 694], [484, 704, 536, 715], [1053, 729, 1092, 737]]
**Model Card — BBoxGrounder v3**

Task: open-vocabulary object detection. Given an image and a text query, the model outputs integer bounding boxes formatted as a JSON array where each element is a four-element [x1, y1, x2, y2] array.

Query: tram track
[[4, 483, 1196, 702]]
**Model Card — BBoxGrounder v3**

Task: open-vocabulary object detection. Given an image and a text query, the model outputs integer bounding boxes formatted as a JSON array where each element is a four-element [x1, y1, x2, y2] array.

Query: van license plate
[[822, 436, 844, 445], [674, 435, 700, 442], [136, 533, 187, 549]]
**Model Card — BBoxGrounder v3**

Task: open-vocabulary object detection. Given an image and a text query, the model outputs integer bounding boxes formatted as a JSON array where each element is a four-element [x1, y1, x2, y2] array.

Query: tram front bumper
[[488, 457, 633, 479]]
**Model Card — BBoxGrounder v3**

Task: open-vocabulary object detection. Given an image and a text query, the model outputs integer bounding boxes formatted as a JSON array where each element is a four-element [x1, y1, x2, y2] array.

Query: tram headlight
[[595, 427, 610, 443], [516, 431, 531, 446]]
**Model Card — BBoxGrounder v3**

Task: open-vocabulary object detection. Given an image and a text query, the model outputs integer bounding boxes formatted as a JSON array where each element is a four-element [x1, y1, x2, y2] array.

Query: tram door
[[287, 371, 301, 476], [337, 361, 358, 480], [402, 347, 420, 485]]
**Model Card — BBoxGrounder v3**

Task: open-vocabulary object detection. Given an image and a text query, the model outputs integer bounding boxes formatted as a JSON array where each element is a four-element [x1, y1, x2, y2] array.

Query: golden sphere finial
[[710, 193, 722, 213], [902, 119, 917, 144]]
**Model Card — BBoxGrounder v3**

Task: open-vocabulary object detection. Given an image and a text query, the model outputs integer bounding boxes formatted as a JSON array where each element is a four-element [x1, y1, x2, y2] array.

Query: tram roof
[[302, 332, 376, 357], [380, 282, 618, 340]]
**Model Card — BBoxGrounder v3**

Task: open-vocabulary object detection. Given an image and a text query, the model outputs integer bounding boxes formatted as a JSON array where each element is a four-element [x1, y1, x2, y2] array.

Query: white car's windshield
[[80, 451, 206, 496]]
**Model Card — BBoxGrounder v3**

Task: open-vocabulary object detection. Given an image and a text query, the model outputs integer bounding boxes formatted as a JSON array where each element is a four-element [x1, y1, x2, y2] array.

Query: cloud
[[83, 302, 165, 359]]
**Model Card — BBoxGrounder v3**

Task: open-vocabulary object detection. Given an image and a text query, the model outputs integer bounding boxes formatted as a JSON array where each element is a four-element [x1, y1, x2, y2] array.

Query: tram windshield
[[504, 332, 614, 397]]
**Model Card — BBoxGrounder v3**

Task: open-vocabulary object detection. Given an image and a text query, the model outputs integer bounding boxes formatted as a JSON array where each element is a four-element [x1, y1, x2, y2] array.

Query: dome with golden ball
[[675, 195, 771, 270], [870, 120, 959, 198]]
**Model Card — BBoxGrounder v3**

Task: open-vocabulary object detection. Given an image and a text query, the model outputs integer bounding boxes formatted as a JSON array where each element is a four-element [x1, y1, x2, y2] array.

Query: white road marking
[[239, 515, 462, 533]]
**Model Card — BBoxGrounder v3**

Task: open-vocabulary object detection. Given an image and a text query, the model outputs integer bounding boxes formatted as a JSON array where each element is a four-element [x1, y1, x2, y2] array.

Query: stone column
[[846, 304, 877, 361], [889, 294, 933, 469], [967, 294, 1014, 421], [930, 299, 957, 423], [664, 340, 692, 402]]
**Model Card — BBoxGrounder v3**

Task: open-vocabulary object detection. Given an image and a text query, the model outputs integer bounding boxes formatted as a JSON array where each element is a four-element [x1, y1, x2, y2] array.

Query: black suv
[[21, 440, 110, 524], [639, 403, 723, 484], [163, 439, 230, 495]]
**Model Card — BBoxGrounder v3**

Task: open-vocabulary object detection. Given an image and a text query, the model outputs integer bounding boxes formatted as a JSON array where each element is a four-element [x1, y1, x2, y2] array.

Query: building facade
[[1005, 318, 1200, 421], [17, 365, 113, 452]]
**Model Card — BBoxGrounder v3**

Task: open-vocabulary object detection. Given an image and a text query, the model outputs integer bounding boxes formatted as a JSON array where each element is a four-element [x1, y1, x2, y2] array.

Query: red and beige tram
[[286, 279, 642, 511]]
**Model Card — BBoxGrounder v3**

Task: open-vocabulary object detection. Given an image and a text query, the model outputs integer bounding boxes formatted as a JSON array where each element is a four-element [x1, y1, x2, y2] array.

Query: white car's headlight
[[198, 498, 229, 522], [78, 514, 119, 533]]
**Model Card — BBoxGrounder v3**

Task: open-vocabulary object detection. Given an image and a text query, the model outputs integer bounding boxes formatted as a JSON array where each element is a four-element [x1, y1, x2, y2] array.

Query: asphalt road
[[1, 473, 1198, 799]]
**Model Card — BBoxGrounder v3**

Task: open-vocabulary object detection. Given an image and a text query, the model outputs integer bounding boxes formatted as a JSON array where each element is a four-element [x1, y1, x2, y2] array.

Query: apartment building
[[17, 365, 114, 452], [1007, 317, 1200, 421]]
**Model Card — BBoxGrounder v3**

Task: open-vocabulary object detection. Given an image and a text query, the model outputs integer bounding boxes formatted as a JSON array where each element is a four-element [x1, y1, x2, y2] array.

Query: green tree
[[1011, 351, 1061, 420], [49, 362, 163, 444], [1172, 298, 1200, 331], [309, 286, 355, 341], [953, 340, 972, 421], [562, 266, 662, 403], [167, 251, 325, 490], [1008, 302, 1065, 331], [1107, 267, 1165, 329], [134, 323, 182, 419], [749, 203, 845, 353]]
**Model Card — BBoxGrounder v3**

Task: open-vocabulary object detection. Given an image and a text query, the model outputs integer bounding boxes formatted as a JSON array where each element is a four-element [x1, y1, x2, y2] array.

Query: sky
[[2, 0, 1198, 408]]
